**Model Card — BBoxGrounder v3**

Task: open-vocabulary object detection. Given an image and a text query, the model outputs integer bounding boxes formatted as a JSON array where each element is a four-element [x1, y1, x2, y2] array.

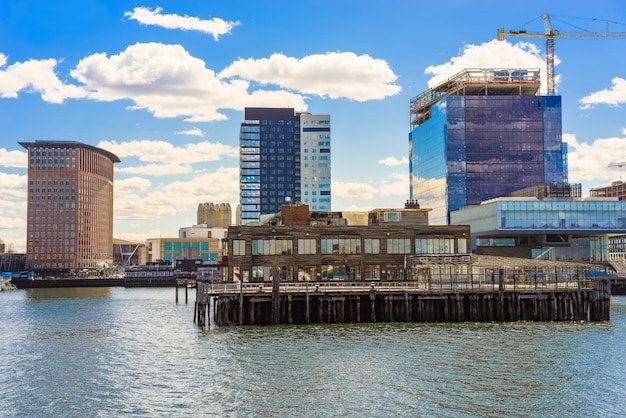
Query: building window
[[252, 265, 270, 282], [457, 238, 468, 254], [298, 238, 316, 254], [387, 238, 411, 254], [415, 238, 454, 254], [364, 265, 380, 280], [252, 238, 293, 255], [298, 266, 318, 281], [384, 212, 401, 222], [321, 238, 361, 254], [233, 239, 246, 255], [364, 239, 380, 254]]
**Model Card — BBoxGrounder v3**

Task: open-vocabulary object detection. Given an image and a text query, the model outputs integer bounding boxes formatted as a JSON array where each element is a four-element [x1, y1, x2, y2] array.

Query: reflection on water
[[0, 288, 625, 417], [24, 287, 112, 300]]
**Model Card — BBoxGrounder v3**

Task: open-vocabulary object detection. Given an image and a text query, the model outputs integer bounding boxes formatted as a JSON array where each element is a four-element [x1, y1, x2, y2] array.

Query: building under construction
[[409, 68, 568, 225]]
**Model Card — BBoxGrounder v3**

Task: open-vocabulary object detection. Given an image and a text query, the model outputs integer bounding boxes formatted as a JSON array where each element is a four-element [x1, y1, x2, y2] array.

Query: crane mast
[[497, 14, 626, 95]]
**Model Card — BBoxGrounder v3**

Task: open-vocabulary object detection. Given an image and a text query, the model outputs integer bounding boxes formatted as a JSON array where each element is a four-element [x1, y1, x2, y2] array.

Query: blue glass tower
[[239, 108, 331, 225], [409, 68, 567, 224]]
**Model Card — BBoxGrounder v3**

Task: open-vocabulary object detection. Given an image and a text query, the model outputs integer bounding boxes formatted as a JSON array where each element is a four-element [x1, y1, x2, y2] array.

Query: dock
[[194, 258, 611, 326]]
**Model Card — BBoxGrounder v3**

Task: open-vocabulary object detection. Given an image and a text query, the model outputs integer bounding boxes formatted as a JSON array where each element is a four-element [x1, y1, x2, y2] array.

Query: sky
[[2, 1, 626, 252]]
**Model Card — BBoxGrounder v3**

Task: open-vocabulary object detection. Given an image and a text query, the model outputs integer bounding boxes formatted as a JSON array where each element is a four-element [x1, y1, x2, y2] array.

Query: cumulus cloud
[[177, 127, 204, 137], [379, 172, 409, 197], [332, 180, 378, 200], [114, 167, 238, 220], [0, 148, 27, 168], [115, 177, 152, 194], [219, 52, 401, 101], [99, 138, 237, 163], [124, 7, 240, 40], [115, 230, 163, 243], [378, 156, 408, 166], [565, 133, 626, 184], [0, 171, 27, 199], [424, 39, 553, 95], [579, 77, 626, 109], [70, 42, 307, 122], [0, 216, 26, 229], [117, 162, 194, 176], [3, 44, 400, 121], [0, 53, 86, 103], [0, 170, 27, 250]]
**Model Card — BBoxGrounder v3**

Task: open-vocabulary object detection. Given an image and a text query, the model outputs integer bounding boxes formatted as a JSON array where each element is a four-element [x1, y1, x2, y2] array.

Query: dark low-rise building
[[224, 224, 470, 283]]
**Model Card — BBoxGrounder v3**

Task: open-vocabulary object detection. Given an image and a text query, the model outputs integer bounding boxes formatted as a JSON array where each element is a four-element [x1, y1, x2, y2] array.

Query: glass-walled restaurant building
[[224, 225, 470, 283], [450, 197, 626, 262]]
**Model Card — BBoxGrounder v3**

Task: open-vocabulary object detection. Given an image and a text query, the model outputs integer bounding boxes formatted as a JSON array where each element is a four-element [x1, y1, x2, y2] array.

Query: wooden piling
[[195, 277, 611, 326]]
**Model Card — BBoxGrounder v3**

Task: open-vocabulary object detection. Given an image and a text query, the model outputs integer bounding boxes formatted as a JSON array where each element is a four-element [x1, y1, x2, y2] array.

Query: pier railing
[[194, 270, 609, 325], [201, 274, 593, 296]]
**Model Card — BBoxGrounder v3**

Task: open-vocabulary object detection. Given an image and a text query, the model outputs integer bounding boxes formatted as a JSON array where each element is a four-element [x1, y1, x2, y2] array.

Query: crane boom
[[497, 13, 626, 95]]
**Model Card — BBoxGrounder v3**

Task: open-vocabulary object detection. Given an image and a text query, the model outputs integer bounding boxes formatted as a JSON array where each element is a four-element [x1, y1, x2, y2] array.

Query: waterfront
[[1, 288, 625, 417]]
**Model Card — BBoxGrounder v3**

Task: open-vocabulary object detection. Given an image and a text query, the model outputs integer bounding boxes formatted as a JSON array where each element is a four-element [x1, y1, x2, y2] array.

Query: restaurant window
[[232, 239, 246, 255]]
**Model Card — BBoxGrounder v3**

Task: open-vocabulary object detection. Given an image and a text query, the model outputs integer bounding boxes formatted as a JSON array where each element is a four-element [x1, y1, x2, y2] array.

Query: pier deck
[[195, 275, 610, 326]]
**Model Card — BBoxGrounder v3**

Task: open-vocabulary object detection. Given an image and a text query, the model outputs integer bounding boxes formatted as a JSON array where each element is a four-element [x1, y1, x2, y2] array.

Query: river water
[[1, 287, 625, 417]]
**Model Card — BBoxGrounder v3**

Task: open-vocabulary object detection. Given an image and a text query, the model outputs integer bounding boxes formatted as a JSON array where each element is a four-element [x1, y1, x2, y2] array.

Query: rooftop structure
[[410, 68, 541, 129], [590, 181, 626, 200]]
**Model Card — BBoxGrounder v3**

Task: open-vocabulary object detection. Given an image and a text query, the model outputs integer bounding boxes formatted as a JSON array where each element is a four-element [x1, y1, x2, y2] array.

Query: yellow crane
[[497, 13, 626, 95]]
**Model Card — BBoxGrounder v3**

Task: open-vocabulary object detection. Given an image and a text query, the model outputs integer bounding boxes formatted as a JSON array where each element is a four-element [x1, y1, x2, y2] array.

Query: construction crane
[[497, 14, 626, 95]]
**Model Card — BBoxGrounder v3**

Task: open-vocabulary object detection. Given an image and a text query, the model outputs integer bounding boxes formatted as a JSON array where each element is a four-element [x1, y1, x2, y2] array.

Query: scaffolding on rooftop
[[410, 68, 541, 129]]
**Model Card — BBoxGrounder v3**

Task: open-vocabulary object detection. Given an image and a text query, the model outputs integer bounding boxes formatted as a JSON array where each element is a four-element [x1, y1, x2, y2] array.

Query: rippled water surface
[[1, 288, 625, 417]]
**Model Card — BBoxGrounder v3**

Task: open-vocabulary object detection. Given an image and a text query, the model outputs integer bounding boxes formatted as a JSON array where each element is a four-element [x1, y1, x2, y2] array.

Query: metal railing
[[200, 273, 593, 296]]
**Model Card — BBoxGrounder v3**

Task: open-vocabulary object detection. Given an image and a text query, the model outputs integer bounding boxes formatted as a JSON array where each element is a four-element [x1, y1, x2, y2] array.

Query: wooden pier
[[194, 273, 611, 326]]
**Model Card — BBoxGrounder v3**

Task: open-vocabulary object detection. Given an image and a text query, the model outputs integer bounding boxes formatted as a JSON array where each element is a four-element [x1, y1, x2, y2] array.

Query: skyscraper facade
[[19, 140, 120, 276], [239, 108, 331, 225], [409, 68, 567, 225]]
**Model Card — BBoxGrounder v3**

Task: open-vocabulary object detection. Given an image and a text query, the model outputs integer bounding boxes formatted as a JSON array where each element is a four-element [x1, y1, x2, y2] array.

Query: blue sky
[[2, 1, 626, 252]]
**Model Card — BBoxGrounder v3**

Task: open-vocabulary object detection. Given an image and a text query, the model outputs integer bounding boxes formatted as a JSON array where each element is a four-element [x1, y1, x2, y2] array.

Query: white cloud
[[0, 170, 27, 250], [378, 156, 408, 166], [98, 139, 238, 166], [219, 52, 401, 101], [0, 216, 26, 229], [332, 180, 378, 200], [71, 42, 308, 122], [579, 77, 626, 109], [124, 7, 240, 41], [177, 127, 204, 137], [115, 177, 152, 194], [0, 53, 87, 103], [379, 173, 409, 197], [117, 162, 195, 176], [0, 148, 27, 168], [114, 167, 239, 220], [565, 132, 626, 184], [424, 39, 553, 95], [114, 230, 162, 243], [0, 171, 27, 199]]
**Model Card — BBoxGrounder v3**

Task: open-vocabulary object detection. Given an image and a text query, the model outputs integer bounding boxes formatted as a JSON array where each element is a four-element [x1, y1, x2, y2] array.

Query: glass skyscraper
[[409, 68, 567, 224], [239, 108, 331, 225]]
